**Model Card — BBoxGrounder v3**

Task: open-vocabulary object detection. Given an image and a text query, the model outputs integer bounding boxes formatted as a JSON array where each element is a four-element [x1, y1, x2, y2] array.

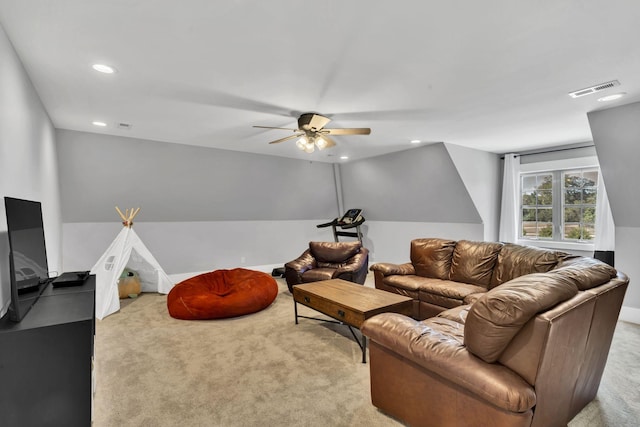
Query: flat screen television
[[4, 197, 50, 322]]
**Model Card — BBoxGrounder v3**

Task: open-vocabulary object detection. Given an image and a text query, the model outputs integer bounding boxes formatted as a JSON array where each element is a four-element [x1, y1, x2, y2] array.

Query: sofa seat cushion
[[450, 240, 503, 287], [361, 313, 537, 413], [301, 268, 335, 282], [410, 238, 456, 279], [464, 272, 579, 363], [382, 274, 426, 293], [463, 292, 485, 305], [419, 279, 487, 309], [418, 278, 487, 300], [436, 305, 471, 324], [490, 243, 567, 288]]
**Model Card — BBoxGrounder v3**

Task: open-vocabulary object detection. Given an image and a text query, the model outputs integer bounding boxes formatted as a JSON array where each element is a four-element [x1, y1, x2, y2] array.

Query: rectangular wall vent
[[569, 80, 620, 98], [117, 123, 132, 130]]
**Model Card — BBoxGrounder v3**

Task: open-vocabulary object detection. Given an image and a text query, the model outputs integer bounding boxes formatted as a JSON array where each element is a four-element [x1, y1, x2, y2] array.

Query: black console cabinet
[[0, 276, 95, 427]]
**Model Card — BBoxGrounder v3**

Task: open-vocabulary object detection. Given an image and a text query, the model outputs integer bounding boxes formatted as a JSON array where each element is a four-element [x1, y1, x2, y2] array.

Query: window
[[520, 168, 598, 243]]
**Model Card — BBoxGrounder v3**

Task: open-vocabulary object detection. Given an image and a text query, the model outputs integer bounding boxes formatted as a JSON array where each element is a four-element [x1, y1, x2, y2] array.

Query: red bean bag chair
[[167, 268, 278, 320]]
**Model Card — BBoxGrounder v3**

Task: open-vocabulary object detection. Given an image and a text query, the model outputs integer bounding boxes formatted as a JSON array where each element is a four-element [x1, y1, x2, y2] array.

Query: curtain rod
[[501, 144, 595, 159]]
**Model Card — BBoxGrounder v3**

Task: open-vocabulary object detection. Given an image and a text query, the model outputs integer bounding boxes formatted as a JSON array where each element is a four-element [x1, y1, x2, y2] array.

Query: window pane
[[538, 208, 553, 222], [564, 172, 582, 188], [522, 221, 536, 237], [583, 207, 596, 224], [583, 224, 595, 241], [564, 207, 580, 223], [583, 171, 598, 187], [537, 190, 552, 206], [522, 175, 537, 191], [538, 223, 553, 238], [522, 208, 536, 221], [565, 189, 581, 204], [564, 224, 580, 240], [538, 175, 553, 190], [583, 188, 597, 204], [522, 191, 536, 206]]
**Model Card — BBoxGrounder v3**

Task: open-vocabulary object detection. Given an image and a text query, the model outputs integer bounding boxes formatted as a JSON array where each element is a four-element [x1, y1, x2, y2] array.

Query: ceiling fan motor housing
[[298, 113, 330, 131]]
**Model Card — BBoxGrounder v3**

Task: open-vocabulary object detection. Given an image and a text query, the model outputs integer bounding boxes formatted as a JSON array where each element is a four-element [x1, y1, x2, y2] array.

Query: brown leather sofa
[[284, 241, 369, 292], [362, 238, 629, 427]]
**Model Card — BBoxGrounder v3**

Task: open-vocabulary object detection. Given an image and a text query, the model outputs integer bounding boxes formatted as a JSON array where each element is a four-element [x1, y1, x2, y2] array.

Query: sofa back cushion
[[309, 241, 361, 265], [410, 238, 456, 280], [449, 240, 503, 287], [464, 272, 579, 363], [490, 244, 567, 289]]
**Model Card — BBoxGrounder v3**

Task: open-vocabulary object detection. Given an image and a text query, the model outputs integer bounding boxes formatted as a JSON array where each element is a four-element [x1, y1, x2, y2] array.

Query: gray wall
[[339, 143, 486, 263], [56, 129, 340, 274], [59, 134, 490, 273], [588, 101, 640, 318], [340, 143, 481, 223], [56, 129, 338, 222], [445, 143, 501, 241], [0, 25, 61, 317]]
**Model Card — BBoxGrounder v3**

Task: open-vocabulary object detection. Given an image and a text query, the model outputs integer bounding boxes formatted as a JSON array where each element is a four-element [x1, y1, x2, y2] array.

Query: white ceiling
[[1, 0, 640, 163]]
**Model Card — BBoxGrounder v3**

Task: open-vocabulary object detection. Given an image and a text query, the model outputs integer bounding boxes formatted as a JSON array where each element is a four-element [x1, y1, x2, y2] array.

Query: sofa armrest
[[284, 250, 316, 290], [361, 313, 536, 413], [370, 262, 415, 276], [285, 250, 316, 273]]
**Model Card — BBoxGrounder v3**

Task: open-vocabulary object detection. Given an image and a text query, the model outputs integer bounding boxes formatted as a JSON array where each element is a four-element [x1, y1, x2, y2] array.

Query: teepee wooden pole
[[115, 206, 140, 228]]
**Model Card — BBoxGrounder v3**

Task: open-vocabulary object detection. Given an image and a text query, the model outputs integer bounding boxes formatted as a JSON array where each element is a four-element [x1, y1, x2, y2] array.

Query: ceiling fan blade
[[268, 133, 303, 144], [324, 128, 371, 135], [253, 125, 298, 131], [299, 113, 331, 131], [317, 135, 337, 149]]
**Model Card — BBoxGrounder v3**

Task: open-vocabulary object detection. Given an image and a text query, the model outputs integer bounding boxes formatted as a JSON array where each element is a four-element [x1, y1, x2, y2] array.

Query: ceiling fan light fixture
[[315, 136, 329, 150], [296, 136, 315, 153]]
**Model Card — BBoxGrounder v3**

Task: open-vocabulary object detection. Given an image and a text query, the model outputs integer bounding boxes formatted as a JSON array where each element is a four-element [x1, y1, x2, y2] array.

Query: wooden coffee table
[[293, 279, 412, 363]]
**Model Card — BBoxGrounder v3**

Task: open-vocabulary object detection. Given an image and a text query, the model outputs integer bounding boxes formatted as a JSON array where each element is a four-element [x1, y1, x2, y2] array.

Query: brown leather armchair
[[284, 241, 369, 292]]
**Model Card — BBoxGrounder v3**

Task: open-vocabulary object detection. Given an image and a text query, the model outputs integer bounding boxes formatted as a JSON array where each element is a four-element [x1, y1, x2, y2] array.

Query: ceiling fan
[[253, 113, 371, 153]]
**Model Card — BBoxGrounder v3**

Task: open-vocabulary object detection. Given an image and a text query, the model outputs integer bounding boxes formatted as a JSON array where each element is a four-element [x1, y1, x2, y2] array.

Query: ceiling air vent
[[117, 122, 132, 130], [569, 80, 620, 98]]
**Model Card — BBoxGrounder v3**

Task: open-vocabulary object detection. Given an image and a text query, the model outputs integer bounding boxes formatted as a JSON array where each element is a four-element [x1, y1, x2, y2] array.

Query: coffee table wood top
[[293, 279, 412, 329]]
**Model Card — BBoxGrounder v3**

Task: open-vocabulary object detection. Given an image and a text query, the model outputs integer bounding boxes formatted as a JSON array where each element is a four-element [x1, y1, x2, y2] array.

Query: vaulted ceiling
[[1, 0, 639, 162]]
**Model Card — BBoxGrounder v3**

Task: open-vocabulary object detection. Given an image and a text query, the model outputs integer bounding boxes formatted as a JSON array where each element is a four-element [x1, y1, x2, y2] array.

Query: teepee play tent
[[91, 207, 173, 319]]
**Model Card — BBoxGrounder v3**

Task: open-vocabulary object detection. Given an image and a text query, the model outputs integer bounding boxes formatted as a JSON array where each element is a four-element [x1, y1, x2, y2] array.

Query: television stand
[[0, 276, 95, 427]]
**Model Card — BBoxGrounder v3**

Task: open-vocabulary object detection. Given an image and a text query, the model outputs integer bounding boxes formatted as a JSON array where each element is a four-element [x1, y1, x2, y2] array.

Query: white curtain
[[594, 170, 615, 251], [499, 153, 520, 243]]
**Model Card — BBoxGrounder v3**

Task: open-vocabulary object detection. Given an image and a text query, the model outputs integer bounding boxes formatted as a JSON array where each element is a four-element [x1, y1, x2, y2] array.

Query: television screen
[[4, 197, 49, 322]]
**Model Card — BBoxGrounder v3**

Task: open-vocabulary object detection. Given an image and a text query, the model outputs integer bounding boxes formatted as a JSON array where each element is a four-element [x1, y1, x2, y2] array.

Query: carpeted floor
[[93, 277, 640, 427]]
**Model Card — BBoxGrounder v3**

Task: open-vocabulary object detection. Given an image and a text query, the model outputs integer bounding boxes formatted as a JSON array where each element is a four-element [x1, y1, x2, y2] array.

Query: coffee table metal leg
[[346, 325, 367, 363], [362, 336, 367, 364], [294, 300, 299, 324]]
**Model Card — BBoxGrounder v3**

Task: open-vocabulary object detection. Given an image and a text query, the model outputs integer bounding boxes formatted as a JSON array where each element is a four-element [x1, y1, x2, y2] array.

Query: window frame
[[517, 157, 599, 252]]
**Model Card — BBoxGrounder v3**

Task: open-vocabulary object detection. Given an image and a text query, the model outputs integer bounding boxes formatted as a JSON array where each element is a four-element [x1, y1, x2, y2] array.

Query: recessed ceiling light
[[92, 121, 107, 127], [597, 92, 626, 102], [340, 156, 349, 160], [92, 64, 116, 74], [410, 139, 421, 144]]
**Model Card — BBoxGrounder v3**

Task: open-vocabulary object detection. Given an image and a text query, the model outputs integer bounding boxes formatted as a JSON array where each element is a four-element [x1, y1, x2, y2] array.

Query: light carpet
[[94, 277, 640, 427]]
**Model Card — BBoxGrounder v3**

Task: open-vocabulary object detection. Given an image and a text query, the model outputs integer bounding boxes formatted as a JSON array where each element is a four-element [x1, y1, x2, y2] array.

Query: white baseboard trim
[[619, 306, 640, 325]]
